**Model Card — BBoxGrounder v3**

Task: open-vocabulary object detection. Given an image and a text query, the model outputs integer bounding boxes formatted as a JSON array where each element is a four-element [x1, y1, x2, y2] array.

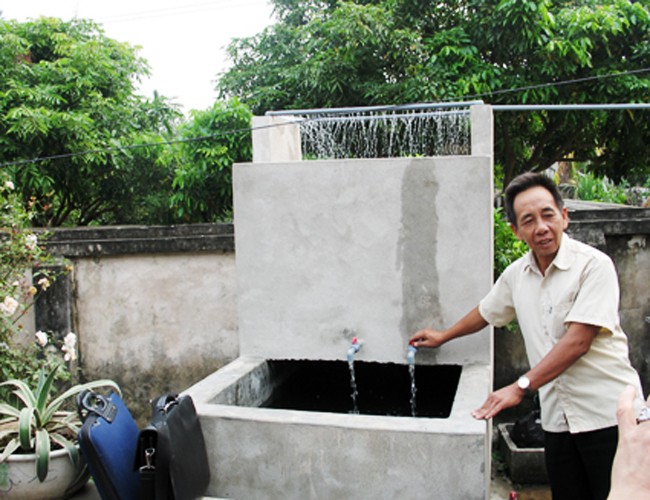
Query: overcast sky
[[1, 0, 275, 113]]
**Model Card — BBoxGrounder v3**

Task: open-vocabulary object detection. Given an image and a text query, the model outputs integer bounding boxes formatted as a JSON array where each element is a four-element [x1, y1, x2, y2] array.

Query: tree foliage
[[168, 98, 252, 222], [0, 17, 183, 226], [219, 0, 650, 185]]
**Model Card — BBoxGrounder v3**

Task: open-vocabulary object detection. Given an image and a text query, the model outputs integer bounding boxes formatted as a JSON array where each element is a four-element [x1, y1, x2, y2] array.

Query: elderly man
[[410, 172, 644, 500]]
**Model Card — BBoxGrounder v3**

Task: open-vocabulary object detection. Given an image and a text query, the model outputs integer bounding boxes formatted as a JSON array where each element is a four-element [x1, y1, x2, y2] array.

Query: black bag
[[511, 408, 545, 448], [136, 393, 210, 500]]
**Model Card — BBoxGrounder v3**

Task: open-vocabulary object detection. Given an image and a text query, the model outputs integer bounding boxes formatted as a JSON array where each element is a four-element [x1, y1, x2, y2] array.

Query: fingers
[[471, 406, 489, 420], [472, 385, 523, 421], [616, 385, 639, 434], [471, 395, 500, 420], [409, 328, 447, 349], [408, 332, 424, 344], [472, 402, 498, 420], [409, 329, 432, 347]]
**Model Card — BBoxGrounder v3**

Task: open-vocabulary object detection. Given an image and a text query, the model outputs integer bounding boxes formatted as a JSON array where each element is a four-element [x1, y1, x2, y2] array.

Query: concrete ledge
[[566, 202, 650, 249], [42, 223, 234, 257], [498, 423, 548, 485]]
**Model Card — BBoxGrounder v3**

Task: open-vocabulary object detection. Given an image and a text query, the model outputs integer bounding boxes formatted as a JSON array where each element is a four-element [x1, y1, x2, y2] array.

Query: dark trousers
[[544, 426, 618, 500]]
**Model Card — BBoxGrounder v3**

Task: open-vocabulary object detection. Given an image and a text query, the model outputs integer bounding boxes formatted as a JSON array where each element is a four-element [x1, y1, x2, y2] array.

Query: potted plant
[[0, 364, 120, 498]]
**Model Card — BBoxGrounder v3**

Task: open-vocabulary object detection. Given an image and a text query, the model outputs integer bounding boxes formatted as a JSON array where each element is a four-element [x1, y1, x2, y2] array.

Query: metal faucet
[[347, 337, 362, 362], [407, 343, 417, 365]]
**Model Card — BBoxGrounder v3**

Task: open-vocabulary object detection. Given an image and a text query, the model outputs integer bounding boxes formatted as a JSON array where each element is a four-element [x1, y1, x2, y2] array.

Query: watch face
[[518, 376, 530, 390]]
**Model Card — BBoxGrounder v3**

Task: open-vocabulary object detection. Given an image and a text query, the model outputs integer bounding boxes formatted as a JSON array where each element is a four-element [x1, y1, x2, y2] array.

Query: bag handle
[[152, 393, 180, 415], [76, 389, 118, 423]]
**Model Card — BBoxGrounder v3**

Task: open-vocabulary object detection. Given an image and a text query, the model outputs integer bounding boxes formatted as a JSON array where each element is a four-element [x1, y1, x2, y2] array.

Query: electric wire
[[444, 67, 650, 102], [0, 67, 648, 169], [96, 1, 269, 24], [0, 124, 259, 169]]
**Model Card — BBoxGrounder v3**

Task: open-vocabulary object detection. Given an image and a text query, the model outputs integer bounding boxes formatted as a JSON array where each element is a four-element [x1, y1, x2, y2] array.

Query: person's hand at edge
[[608, 385, 650, 499]]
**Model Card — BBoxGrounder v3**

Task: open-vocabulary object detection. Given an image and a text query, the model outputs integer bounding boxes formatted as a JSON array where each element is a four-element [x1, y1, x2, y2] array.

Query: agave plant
[[0, 364, 120, 482]]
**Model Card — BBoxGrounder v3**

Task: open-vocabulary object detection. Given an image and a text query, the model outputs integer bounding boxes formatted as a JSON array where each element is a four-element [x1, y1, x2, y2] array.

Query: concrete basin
[[187, 356, 491, 499]]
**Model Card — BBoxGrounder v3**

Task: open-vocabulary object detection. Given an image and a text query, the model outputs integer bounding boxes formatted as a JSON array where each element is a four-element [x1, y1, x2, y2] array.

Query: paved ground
[[70, 480, 99, 500], [491, 469, 551, 500]]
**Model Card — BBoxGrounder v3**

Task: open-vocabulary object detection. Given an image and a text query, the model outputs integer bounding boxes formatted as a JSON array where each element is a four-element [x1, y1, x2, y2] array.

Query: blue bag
[[77, 390, 141, 500]]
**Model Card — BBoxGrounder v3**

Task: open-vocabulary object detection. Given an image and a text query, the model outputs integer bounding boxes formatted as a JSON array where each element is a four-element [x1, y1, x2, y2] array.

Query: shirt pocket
[[541, 297, 575, 342]]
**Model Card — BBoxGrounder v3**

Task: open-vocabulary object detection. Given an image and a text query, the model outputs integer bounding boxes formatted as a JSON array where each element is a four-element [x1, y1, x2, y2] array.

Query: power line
[[492, 103, 650, 111], [444, 67, 650, 102], [96, 1, 269, 24], [0, 126, 255, 169], [0, 67, 648, 169]]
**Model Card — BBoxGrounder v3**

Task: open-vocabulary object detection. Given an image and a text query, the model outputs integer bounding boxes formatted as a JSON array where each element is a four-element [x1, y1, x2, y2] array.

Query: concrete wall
[[251, 116, 302, 163], [41, 224, 238, 422], [233, 156, 493, 365]]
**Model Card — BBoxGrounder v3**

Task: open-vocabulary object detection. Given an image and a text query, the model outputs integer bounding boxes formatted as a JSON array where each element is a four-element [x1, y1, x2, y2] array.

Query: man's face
[[511, 186, 569, 271]]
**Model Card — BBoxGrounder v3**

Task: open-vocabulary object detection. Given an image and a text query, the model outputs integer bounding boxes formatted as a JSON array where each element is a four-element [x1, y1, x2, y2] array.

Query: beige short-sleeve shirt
[[479, 233, 643, 433]]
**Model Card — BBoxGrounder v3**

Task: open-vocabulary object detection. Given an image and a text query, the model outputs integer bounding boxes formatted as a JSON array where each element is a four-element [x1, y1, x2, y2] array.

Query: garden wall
[[40, 224, 238, 422], [39, 204, 650, 422]]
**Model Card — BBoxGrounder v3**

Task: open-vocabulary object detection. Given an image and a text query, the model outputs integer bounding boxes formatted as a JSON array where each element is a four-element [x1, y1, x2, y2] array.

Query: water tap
[[347, 337, 362, 362], [407, 343, 417, 365]]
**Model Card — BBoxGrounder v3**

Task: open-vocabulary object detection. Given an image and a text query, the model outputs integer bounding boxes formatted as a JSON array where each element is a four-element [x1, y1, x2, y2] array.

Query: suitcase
[[77, 390, 141, 500], [137, 393, 210, 500]]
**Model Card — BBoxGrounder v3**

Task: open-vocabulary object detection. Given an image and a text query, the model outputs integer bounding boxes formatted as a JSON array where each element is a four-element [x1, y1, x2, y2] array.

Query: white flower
[[61, 332, 77, 362], [35, 330, 49, 347], [0, 296, 19, 316], [25, 234, 38, 250], [4, 180, 14, 190], [38, 277, 51, 291]]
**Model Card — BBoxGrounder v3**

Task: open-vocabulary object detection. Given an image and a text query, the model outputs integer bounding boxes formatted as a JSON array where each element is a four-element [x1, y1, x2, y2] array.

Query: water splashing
[[298, 109, 471, 160]]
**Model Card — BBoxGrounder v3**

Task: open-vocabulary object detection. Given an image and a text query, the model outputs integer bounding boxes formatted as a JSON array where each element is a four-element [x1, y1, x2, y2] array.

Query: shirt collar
[[523, 232, 572, 274], [552, 233, 572, 271]]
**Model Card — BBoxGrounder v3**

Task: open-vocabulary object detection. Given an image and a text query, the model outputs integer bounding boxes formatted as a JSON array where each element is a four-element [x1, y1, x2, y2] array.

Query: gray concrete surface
[[71, 463, 551, 500], [233, 156, 493, 365]]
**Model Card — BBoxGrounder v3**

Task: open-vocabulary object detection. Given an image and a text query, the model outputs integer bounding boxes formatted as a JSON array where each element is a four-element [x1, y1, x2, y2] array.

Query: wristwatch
[[517, 375, 532, 393]]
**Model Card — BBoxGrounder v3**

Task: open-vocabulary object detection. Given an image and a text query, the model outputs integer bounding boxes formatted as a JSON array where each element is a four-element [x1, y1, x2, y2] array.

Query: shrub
[[494, 207, 527, 279], [0, 172, 72, 390], [574, 171, 628, 205]]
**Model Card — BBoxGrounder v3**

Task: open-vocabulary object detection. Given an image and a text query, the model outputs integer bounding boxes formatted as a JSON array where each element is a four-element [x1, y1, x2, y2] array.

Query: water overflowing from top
[[297, 108, 471, 160]]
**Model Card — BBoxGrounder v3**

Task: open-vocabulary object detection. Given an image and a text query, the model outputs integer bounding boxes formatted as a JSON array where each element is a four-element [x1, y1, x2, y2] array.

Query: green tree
[[99, 91, 183, 226], [0, 17, 182, 226], [168, 98, 252, 222], [219, 0, 650, 185]]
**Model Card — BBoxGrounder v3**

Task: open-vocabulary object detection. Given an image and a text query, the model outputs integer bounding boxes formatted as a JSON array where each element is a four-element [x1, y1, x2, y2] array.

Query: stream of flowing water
[[409, 363, 417, 417], [348, 359, 359, 414]]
